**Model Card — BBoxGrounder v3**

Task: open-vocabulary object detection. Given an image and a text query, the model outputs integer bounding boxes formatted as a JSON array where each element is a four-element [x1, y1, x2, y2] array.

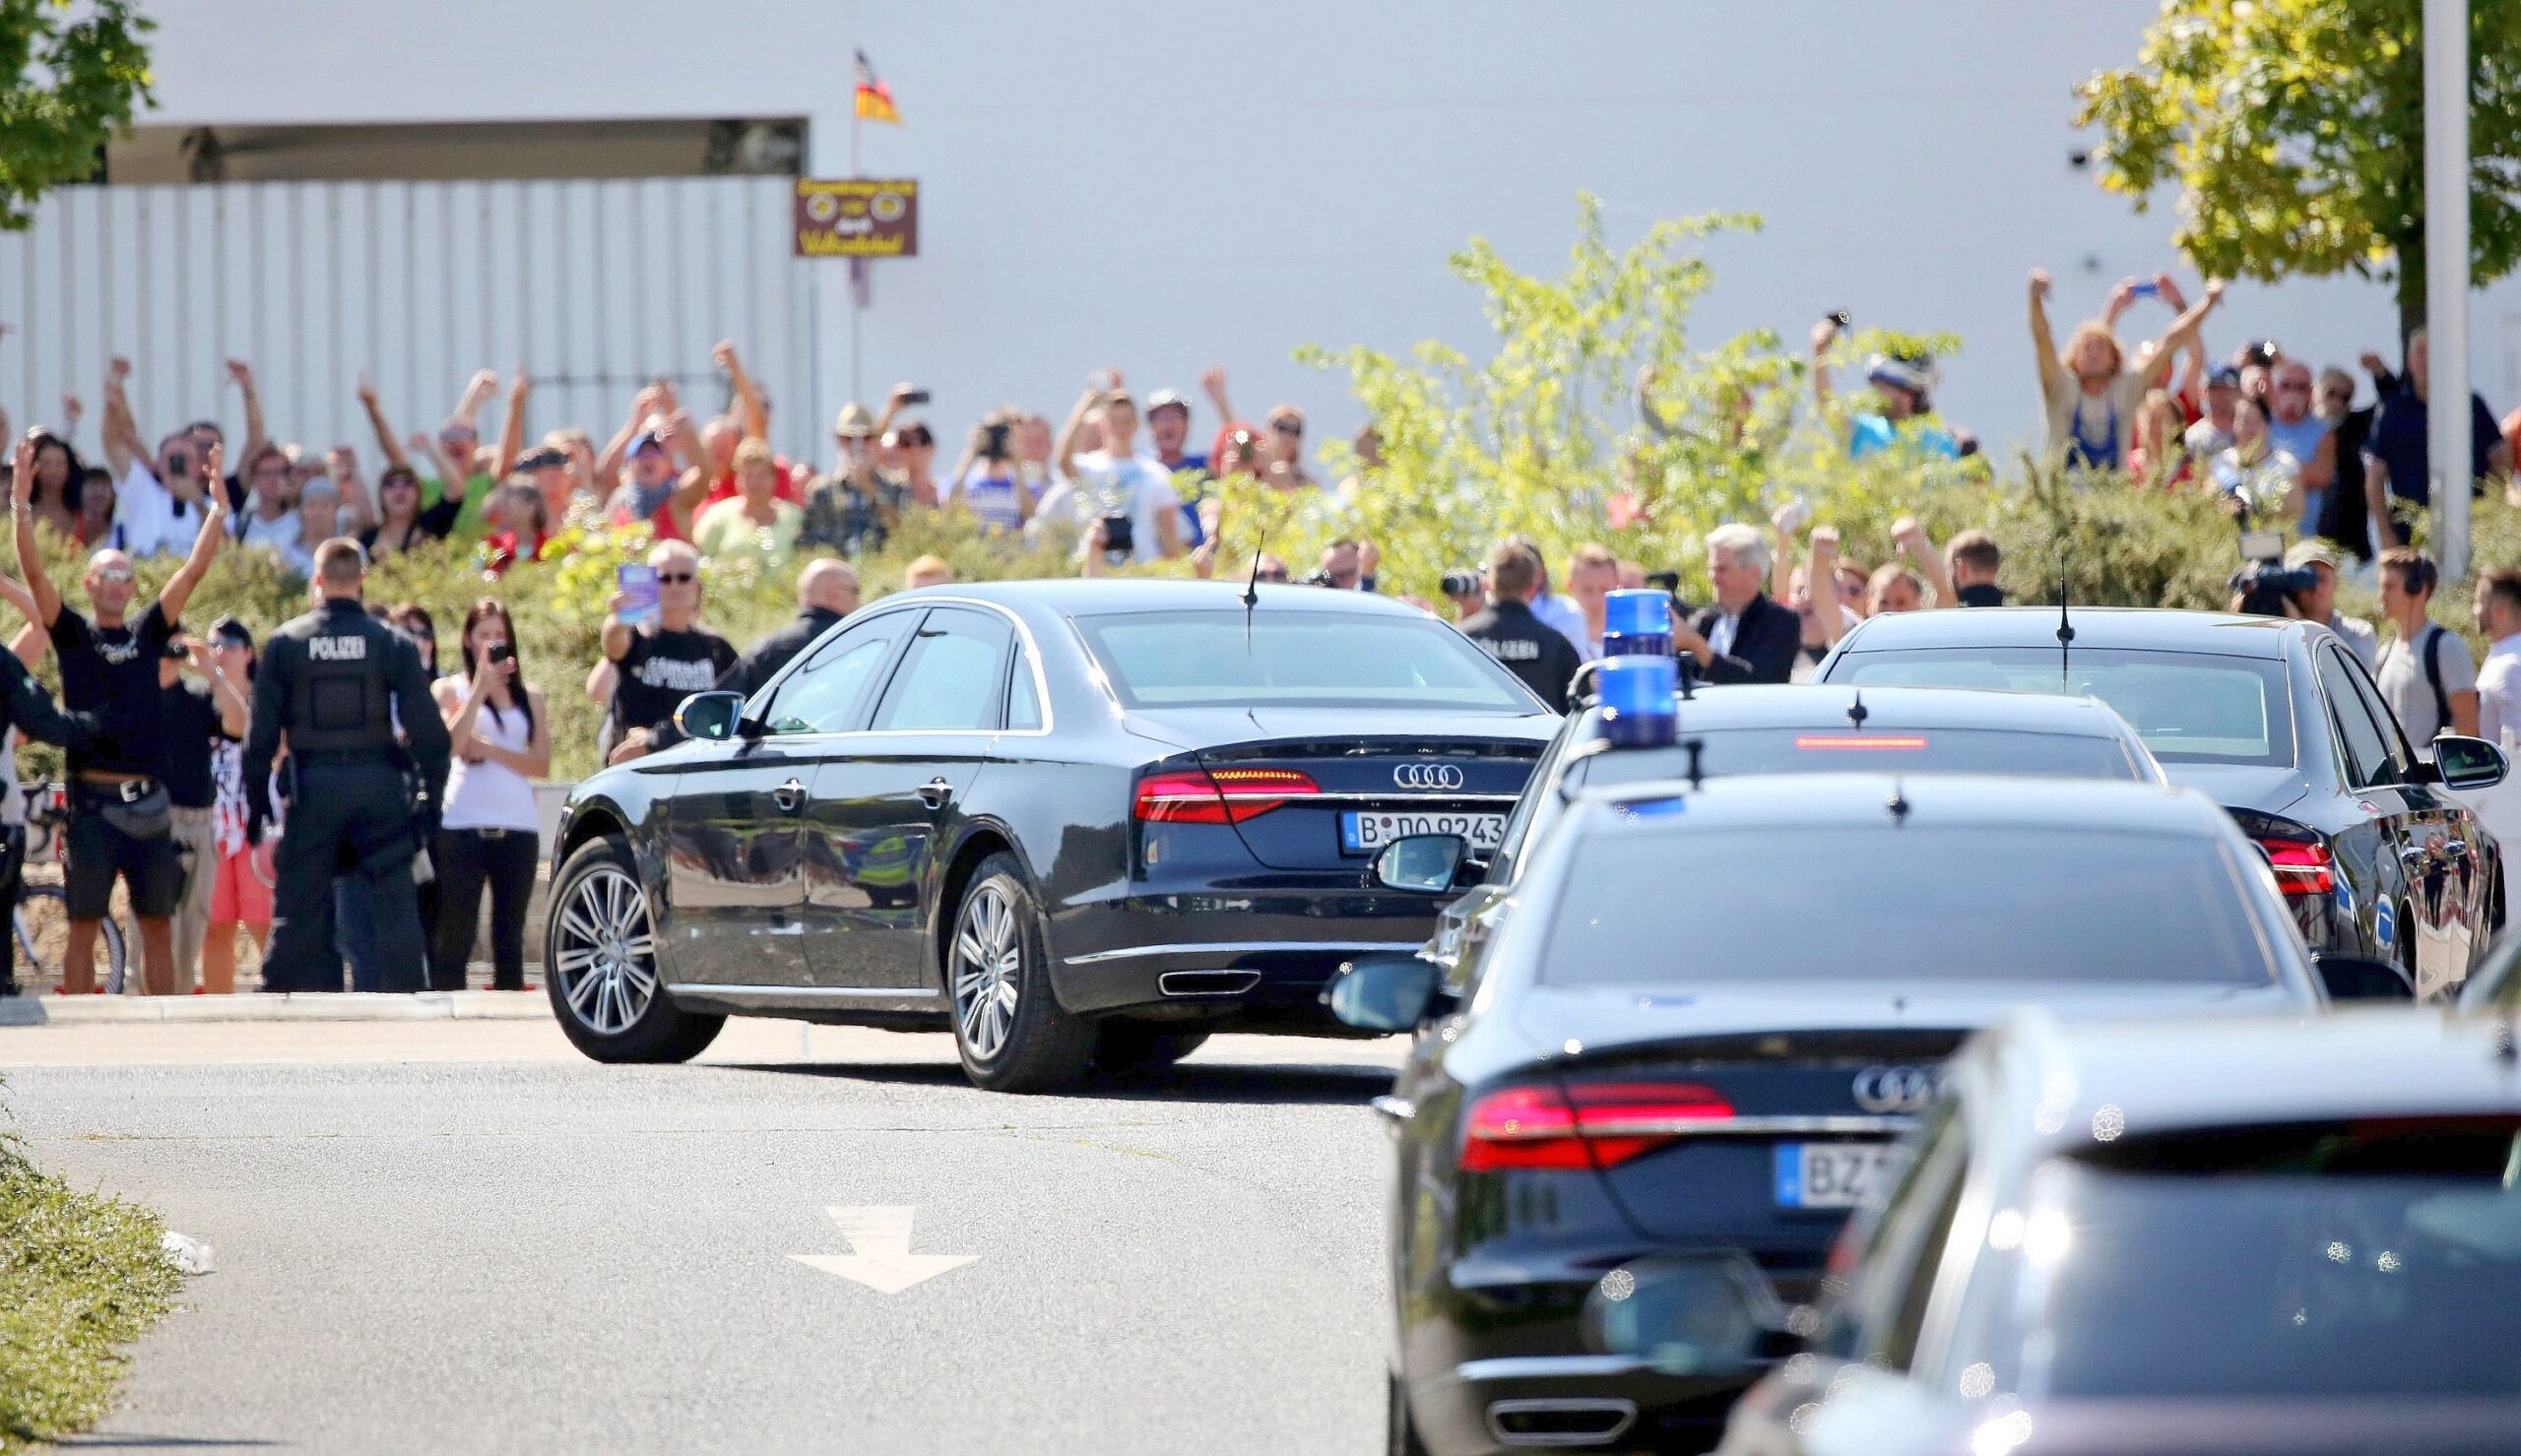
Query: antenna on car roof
[[1846, 688, 1869, 729], [2055, 557, 2077, 693], [1683, 735, 1705, 791], [1886, 779, 1910, 823], [1240, 523, 1271, 649]]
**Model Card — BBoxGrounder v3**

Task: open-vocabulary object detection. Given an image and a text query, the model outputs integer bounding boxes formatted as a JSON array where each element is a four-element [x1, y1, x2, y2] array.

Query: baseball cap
[[1145, 388, 1191, 416], [834, 402, 875, 437], [629, 429, 666, 455], [210, 615, 255, 650], [2285, 539, 2342, 571], [2207, 363, 2242, 389], [517, 444, 570, 472]]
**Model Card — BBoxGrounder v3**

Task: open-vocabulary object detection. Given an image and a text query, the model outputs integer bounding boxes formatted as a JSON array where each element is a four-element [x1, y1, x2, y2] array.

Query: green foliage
[[0, 0, 154, 229], [0, 1132, 181, 1450], [2076, 0, 2521, 337]]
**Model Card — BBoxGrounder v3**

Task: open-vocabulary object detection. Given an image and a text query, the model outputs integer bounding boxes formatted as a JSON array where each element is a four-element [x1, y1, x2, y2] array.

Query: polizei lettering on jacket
[[309, 635, 368, 662]]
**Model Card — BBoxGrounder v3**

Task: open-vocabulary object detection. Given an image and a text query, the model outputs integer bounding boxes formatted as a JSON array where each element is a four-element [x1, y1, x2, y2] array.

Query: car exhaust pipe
[[1485, 1398, 1638, 1446], [1156, 970, 1261, 996]]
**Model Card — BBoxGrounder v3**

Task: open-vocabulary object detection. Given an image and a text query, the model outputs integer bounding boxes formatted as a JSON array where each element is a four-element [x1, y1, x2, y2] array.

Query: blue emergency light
[[1595, 655, 1678, 747], [1602, 588, 1672, 660]]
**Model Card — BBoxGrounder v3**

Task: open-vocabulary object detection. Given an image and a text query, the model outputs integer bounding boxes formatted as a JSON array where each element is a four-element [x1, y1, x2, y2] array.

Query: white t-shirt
[[1037, 452, 1182, 564], [110, 460, 212, 559], [233, 507, 297, 554], [2479, 634, 2521, 748]]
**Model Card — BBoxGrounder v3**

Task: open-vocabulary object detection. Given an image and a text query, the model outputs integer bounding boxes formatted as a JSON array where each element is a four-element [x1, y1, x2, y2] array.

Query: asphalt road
[[2, 1020, 1404, 1454]]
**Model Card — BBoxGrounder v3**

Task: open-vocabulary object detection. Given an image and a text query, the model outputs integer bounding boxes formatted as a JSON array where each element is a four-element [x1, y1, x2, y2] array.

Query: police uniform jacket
[[241, 597, 451, 828], [1458, 598, 1584, 709]]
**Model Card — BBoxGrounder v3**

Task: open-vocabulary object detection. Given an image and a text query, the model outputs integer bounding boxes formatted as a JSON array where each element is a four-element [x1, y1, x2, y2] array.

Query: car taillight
[[1132, 767, 1321, 825], [1461, 1081, 1735, 1171], [2257, 837, 2334, 896]]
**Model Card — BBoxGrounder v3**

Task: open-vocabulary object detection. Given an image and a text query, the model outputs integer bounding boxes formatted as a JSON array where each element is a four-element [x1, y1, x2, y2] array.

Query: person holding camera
[[2373, 547, 2479, 756], [939, 411, 1033, 534], [161, 631, 247, 995], [1044, 372, 1184, 570], [97, 357, 216, 559], [427, 601, 549, 993], [2281, 540, 2378, 670]]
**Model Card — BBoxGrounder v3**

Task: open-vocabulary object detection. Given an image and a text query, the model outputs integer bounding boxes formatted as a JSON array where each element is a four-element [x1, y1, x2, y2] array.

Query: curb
[[2, 990, 552, 1026]]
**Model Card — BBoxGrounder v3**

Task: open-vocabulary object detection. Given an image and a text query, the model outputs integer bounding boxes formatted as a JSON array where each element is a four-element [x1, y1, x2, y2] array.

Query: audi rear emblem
[[1852, 1066, 1941, 1113], [1392, 763, 1465, 791]]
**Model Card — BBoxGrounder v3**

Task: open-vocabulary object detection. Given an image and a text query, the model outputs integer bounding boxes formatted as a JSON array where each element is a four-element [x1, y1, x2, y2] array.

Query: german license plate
[[1340, 812, 1508, 855], [1773, 1143, 1901, 1209]]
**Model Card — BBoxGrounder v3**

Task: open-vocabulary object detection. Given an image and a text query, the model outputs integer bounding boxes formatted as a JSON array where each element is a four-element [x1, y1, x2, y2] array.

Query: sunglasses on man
[[657, 571, 697, 585], [1271, 420, 1303, 436]]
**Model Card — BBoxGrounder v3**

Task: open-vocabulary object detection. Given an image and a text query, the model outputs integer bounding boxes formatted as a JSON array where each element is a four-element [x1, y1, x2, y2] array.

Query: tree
[[0, 0, 154, 229], [2077, 0, 2521, 346]]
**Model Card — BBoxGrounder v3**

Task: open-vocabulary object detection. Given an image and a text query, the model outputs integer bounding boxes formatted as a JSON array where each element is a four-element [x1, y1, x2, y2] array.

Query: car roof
[[1568, 771, 2228, 835], [1835, 605, 2312, 660], [1570, 682, 2139, 736], [881, 578, 1436, 620], [1972, 1008, 2521, 1153]]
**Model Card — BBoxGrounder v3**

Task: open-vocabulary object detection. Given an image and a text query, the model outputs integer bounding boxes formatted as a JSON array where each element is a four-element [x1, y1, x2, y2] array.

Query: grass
[[0, 1132, 182, 1451]]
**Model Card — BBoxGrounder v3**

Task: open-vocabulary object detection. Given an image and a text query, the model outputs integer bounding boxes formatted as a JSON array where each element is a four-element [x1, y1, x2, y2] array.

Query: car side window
[[2341, 653, 2418, 782], [2319, 647, 2397, 788], [764, 614, 909, 735], [872, 607, 1015, 732], [1005, 647, 1044, 731]]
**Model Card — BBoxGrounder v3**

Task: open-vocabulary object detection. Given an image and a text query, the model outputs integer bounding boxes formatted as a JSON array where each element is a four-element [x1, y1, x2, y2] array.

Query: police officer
[[1457, 540, 1583, 709], [722, 558, 858, 698], [242, 538, 450, 992]]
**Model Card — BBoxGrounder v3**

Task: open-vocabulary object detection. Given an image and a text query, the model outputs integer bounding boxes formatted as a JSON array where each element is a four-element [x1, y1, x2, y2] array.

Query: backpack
[[2421, 623, 2453, 739]]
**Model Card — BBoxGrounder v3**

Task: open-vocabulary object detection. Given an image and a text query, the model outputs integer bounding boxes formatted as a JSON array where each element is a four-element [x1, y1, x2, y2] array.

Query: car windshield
[[1076, 609, 1537, 712], [1486, 727, 2145, 884], [1831, 647, 2294, 767], [1540, 824, 2279, 986], [1960, 1119, 2521, 1400]]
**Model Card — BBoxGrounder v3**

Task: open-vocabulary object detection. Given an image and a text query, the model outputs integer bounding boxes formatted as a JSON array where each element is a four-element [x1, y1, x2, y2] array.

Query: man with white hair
[[1673, 523, 1799, 683]]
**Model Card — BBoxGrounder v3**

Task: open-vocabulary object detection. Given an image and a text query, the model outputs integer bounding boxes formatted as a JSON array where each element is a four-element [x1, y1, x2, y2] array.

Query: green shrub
[[0, 1135, 182, 1451]]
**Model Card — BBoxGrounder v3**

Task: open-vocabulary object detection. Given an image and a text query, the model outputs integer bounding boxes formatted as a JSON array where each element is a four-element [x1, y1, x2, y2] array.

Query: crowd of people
[[1, 264, 2518, 995]]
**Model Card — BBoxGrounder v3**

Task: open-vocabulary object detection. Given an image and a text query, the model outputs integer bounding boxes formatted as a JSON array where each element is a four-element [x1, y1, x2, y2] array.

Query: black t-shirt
[[1956, 583, 2009, 608], [613, 625, 739, 739], [358, 498, 458, 556], [53, 601, 174, 777], [159, 677, 223, 808]]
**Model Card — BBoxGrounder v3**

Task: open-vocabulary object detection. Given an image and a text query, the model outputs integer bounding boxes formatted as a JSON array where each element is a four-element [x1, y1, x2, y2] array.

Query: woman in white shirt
[[427, 600, 550, 992]]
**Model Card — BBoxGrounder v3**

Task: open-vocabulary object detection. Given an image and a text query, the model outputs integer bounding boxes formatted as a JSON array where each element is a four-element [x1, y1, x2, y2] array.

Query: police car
[[1326, 654, 2396, 1456]]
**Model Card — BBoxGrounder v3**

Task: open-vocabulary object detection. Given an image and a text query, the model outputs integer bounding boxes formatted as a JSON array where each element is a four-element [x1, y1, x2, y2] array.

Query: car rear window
[[1831, 648, 2293, 767], [1958, 1118, 2521, 1400], [1540, 825, 2279, 986], [1077, 609, 1537, 712]]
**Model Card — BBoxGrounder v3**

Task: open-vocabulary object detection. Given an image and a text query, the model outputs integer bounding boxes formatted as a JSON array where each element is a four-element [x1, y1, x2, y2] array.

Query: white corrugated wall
[[0, 178, 818, 466]]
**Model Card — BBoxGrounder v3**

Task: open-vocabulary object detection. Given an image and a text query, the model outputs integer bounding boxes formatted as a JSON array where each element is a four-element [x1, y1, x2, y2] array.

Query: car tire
[[1388, 1371, 1430, 1456], [947, 855, 1095, 1093], [546, 833, 724, 1064], [1094, 1021, 1212, 1074]]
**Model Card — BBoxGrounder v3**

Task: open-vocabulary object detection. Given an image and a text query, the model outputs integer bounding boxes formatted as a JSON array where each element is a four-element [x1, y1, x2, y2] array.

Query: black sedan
[[543, 581, 1558, 1090], [1719, 1010, 2521, 1456], [1416, 681, 2164, 983], [1330, 772, 2391, 1456], [1817, 607, 2510, 997]]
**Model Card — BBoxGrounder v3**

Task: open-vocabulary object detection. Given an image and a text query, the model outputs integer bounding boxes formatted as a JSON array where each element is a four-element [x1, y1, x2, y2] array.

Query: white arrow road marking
[[789, 1205, 980, 1295]]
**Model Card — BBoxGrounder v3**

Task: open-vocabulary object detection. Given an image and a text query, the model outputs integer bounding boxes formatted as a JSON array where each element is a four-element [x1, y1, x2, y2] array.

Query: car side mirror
[[674, 690, 749, 744], [2315, 951, 2415, 1002], [1324, 954, 1445, 1032], [2432, 734, 2509, 791], [1373, 834, 1469, 894]]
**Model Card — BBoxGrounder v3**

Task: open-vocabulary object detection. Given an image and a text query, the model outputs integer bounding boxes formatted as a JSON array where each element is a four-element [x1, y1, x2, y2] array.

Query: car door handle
[[916, 777, 953, 810], [772, 779, 808, 814]]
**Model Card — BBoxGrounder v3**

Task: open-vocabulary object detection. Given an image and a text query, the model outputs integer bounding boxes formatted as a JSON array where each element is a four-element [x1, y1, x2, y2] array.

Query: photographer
[[1439, 567, 1484, 621], [2281, 540, 2378, 669], [1044, 373, 1184, 570]]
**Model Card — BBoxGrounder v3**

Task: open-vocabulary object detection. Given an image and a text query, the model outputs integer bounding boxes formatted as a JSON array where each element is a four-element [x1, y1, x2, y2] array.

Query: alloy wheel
[[952, 885, 1022, 1060], [551, 864, 658, 1037]]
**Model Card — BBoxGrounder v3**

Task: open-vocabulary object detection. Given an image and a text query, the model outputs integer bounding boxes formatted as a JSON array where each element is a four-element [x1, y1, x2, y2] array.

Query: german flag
[[855, 50, 901, 126]]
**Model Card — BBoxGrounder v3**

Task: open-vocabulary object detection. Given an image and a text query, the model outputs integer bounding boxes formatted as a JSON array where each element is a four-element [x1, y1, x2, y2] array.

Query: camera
[[487, 643, 513, 665], [1439, 568, 1481, 599], [978, 420, 1011, 457], [2229, 531, 2315, 616], [1098, 513, 1134, 558]]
